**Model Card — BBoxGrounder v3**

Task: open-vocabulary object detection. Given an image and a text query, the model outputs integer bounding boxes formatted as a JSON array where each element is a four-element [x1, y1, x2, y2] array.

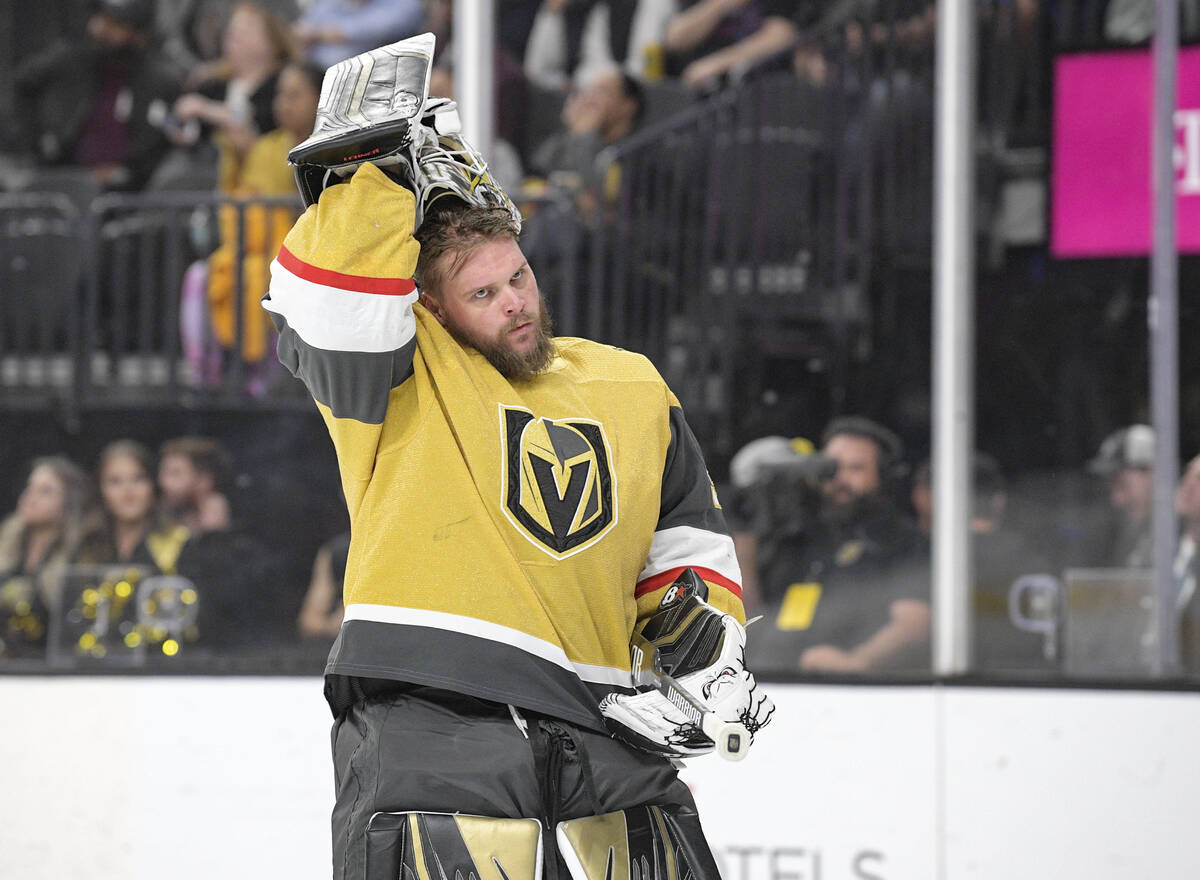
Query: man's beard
[[445, 305, 556, 381], [820, 486, 881, 528]]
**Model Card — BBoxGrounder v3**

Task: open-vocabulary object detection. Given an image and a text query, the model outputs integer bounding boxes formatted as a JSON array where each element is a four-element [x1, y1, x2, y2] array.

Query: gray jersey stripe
[[270, 309, 415, 424]]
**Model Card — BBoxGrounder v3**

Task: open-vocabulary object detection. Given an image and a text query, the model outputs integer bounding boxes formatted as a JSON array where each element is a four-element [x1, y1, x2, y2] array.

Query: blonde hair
[[0, 455, 93, 602]]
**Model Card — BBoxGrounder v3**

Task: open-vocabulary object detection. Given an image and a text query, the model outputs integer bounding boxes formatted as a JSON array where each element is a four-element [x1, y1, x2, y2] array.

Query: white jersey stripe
[[637, 525, 741, 585], [266, 258, 418, 353], [342, 603, 633, 687]]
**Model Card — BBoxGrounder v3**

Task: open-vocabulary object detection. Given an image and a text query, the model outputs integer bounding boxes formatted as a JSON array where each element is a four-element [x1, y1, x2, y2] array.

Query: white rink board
[[2, 678, 1200, 880], [678, 686, 938, 880]]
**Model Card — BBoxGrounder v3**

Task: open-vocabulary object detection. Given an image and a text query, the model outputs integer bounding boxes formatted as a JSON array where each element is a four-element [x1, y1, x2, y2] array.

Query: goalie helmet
[[288, 32, 521, 233], [407, 98, 522, 233]]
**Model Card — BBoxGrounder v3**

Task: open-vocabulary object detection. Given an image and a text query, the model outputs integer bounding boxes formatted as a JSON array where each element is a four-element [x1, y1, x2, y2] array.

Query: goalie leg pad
[[557, 805, 721, 880], [365, 811, 543, 880]]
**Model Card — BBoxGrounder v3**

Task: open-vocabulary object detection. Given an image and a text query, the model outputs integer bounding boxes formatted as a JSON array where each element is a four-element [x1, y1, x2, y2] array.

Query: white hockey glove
[[600, 570, 774, 760], [289, 33, 435, 207], [287, 32, 521, 233]]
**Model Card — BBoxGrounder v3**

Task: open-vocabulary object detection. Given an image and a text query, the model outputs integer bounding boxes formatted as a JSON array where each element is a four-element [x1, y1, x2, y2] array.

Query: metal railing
[[0, 188, 584, 414], [76, 191, 310, 409], [0, 192, 83, 405]]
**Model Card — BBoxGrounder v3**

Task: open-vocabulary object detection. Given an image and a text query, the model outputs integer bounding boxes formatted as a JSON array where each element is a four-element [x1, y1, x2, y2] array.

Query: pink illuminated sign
[[1052, 46, 1200, 257]]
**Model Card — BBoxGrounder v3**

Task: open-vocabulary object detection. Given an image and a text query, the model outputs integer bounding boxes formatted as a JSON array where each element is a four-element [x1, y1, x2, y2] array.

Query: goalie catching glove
[[287, 32, 520, 232], [600, 569, 774, 759]]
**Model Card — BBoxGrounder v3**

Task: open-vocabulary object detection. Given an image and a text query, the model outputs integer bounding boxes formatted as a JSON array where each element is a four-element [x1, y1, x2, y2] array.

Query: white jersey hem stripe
[[342, 603, 632, 687]]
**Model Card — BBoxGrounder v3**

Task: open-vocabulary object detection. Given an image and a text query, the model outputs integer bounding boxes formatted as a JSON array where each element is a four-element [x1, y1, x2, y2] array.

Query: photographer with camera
[[13, 0, 181, 192], [731, 416, 931, 673]]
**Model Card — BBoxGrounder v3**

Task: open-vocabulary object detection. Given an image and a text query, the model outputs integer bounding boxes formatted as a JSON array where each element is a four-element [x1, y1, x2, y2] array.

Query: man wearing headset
[[263, 34, 773, 880], [735, 416, 931, 673]]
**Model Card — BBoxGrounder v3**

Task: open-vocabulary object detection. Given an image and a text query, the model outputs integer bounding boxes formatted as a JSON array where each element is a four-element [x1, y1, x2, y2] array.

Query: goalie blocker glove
[[600, 569, 775, 759], [287, 32, 521, 233]]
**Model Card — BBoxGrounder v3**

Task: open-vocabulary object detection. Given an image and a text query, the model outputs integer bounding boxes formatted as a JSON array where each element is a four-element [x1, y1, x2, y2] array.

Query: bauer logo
[[501, 406, 617, 559]]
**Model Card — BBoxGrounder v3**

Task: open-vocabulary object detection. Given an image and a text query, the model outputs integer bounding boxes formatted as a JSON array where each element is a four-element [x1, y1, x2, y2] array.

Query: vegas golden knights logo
[[501, 405, 617, 559]]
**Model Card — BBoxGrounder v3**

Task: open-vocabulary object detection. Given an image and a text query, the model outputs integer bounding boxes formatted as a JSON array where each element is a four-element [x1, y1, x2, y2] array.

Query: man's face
[[1177, 455, 1200, 523], [158, 454, 202, 509], [1109, 467, 1153, 521], [421, 237, 554, 381], [821, 433, 883, 523]]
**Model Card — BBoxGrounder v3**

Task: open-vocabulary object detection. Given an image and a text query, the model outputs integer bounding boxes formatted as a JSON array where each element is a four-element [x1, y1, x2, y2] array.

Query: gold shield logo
[[501, 406, 617, 558]]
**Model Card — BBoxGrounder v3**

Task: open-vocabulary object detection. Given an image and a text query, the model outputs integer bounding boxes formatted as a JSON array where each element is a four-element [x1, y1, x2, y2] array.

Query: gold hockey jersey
[[264, 164, 742, 729]]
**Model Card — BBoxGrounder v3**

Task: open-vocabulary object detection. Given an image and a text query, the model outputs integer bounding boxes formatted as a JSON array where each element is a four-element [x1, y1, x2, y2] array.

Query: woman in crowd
[[183, 59, 323, 393], [0, 457, 92, 658], [156, 1, 296, 189], [75, 440, 190, 574]]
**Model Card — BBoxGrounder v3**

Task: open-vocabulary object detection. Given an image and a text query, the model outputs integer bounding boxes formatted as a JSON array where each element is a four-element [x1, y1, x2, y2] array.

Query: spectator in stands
[[181, 59, 321, 394], [1104, 0, 1200, 44], [427, 60, 527, 191], [677, 0, 821, 90], [0, 456, 92, 658], [151, 1, 295, 190], [1086, 424, 1155, 568], [528, 65, 645, 211], [293, 0, 426, 70], [1175, 450, 1200, 673], [156, 435, 282, 648], [75, 440, 190, 573], [159, 0, 238, 82], [498, 0, 545, 61], [157, 436, 234, 536], [13, 0, 181, 192], [523, 0, 677, 90], [736, 416, 931, 672], [297, 530, 350, 640], [911, 453, 1058, 670], [663, 0, 766, 79]]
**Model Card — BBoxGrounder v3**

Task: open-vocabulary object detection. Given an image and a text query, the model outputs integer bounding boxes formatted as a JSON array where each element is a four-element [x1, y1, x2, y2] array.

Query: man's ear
[[420, 291, 447, 325]]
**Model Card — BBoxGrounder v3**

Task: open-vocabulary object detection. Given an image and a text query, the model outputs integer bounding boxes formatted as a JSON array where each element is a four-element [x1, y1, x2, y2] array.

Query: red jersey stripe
[[277, 244, 416, 296], [635, 566, 743, 599]]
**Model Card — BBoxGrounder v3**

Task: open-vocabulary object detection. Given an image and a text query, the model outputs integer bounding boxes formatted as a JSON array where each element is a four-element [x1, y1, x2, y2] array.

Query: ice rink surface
[[3, 678, 1200, 879]]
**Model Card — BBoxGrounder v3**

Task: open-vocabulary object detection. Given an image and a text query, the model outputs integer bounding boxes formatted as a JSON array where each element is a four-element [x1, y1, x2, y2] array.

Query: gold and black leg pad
[[365, 811, 543, 880], [556, 805, 721, 880]]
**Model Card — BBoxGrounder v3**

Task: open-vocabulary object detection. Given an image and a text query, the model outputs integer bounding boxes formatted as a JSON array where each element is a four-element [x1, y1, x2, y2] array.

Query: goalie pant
[[332, 684, 722, 880]]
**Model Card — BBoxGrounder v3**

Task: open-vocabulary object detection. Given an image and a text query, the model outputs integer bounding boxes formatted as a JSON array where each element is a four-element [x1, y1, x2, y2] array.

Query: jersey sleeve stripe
[[272, 314, 415, 423], [276, 243, 417, 296], [266, 256, 418, 353], [635, 525, 742, 595], [634, 565, 743, 598]]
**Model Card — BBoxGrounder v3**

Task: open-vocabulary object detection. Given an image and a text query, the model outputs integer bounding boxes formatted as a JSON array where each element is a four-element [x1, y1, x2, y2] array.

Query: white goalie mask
[[407, 98, 523, 233]]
